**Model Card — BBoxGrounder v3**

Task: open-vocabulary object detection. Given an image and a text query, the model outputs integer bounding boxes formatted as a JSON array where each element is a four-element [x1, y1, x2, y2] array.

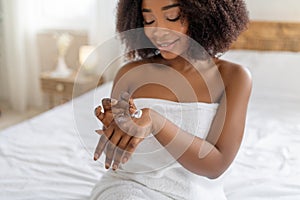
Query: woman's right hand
[[93, 94, 151, 170], [94, 98, 116, 129]]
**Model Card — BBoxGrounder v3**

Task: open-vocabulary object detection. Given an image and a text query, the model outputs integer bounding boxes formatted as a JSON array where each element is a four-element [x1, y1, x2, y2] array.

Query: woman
[[92, 0, 251, 199]]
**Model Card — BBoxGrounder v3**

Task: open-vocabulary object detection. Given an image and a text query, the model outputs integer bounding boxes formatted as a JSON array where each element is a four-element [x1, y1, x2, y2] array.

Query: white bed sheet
[[0, 82, 112, 200], [222, 50, 300, 199], [1, 50, 300, 199]]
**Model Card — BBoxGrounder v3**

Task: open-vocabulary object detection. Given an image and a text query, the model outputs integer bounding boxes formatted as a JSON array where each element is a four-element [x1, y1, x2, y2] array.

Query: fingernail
[[94, 153, 99, 161], [94, 106, 100, 116], [129, 107, 135, 113], [122, 157, 128, 163], [105, 163, 110, 169], [112, 164, 118, 171], [94, 130, 102, 134], [111, 99, 118, 105]]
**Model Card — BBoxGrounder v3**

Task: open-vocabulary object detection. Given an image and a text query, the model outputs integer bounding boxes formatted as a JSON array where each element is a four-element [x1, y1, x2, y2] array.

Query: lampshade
[[79, 45, 97, 74], [79, 45, 95, 66]]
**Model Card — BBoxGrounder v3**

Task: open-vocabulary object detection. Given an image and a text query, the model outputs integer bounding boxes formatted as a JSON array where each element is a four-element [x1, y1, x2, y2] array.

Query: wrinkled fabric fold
[[90, 98, 226, 200]]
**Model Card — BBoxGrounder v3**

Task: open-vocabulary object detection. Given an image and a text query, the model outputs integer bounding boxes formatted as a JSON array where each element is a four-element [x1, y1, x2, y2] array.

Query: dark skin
[[94, 96, 152, 167], [94, 0, 252, 178]]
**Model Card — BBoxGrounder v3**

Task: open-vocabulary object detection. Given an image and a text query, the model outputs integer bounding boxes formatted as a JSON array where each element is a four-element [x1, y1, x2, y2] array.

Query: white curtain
[[0, 0, 120, 112], [89, 0, 121, 82], [1, 0, 42, 112], [89, 0, 117, 45]]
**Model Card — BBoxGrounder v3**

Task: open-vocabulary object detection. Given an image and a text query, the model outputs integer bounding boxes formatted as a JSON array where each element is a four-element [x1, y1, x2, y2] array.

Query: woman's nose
[[153, 27, 170, 38]]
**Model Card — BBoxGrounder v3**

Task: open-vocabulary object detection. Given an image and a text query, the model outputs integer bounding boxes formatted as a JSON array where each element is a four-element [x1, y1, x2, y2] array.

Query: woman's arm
[[94, 62, 252, 176], [150, 66, 252, 179]]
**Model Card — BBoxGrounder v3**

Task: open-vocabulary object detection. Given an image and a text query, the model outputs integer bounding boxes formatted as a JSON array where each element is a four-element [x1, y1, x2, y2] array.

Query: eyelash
[[143, 15, 181, 25], [143, 20, 155, 25], [168, 15, 181, 22]]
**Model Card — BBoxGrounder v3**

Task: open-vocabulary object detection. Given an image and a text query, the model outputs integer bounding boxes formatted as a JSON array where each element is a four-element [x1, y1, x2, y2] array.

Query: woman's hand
[[94, 93, 154, 170], [94, 98, 116, 128]]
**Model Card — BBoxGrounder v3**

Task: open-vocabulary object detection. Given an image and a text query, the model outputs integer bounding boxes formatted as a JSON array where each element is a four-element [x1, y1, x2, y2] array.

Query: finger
[[110, 98, 118, 106], [113, 100, 129, 111], [127, 137, 141, 153], [116, 135, 131, 164], [105, 141, 117, 169], [112, 147, 124, 170], [102, 98, 112, 112], [94, 106, 104, 121], [120, 91, 130, 102], [111, 106, 128, 116], [111, 95, 135, 119], [106, 129, 123, 170], [103, 124, 115, 140], [122, 150, 132, 164], [109, 128, 123, 147], [94, 134, 108, 161], [94, 105, 113, 128], [117, 135, 132, 150], [128, 98, 137, 114], [122, 137, 143, 163], [95, 129, 104, 135], [116, 93, 131, 108]]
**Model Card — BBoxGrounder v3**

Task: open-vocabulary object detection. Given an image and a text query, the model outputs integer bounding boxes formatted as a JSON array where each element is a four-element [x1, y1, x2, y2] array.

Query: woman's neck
[[153, 54, 192, 71], [152, 54, 217, 73]]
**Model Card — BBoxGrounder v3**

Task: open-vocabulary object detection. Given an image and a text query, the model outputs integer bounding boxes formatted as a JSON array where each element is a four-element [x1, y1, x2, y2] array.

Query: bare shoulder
[[112, 58, 155, 95], [114, 60, 146, 81], [113, 58, 153, 84], [217, 59, 252, 92]]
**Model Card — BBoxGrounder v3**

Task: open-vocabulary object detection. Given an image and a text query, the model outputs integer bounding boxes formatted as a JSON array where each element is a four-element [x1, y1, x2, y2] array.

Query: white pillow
[[222, 50, 300, 101]]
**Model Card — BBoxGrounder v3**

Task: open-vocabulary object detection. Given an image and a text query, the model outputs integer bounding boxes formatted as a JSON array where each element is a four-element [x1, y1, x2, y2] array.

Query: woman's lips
[[156, 39, 179, 52]]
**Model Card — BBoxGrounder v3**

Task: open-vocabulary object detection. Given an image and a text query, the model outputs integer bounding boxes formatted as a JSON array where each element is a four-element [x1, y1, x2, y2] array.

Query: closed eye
[[143, 20, 155, 25], [167, 15, 181, 22], [143, 15, 181, 25]]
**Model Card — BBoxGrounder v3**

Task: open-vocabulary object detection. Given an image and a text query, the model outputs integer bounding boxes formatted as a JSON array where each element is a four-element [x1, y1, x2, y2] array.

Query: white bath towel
[[90, 98, 226, 200]]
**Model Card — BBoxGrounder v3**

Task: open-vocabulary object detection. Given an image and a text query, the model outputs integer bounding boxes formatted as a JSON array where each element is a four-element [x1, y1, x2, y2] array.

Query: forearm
[[150, 109, 226, 179]]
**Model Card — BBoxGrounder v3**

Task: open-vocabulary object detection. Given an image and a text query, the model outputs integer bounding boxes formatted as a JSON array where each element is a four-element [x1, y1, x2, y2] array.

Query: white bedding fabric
[[90, 99, 226, 200], [1, 50, 300, 199]]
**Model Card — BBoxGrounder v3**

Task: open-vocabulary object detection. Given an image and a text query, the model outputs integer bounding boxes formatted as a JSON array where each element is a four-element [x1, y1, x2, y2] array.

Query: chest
[[130, 67, 223, 103]]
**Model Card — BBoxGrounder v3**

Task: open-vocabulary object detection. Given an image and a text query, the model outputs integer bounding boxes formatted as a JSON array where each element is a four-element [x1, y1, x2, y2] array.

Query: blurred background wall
[[245, 0, 300, 21], [0, 0, 299, 113]]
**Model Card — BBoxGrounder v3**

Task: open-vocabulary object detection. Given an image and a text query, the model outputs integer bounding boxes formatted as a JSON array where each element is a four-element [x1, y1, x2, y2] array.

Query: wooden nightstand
[[40, 71, 104, 108]]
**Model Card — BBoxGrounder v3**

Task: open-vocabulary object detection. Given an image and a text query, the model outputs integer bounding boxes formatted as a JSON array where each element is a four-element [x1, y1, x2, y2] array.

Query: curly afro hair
[[116, 0, 249, 60]]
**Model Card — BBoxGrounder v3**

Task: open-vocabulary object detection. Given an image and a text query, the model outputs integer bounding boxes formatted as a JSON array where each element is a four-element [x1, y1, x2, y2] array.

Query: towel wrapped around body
[[90, 98, 227, 200]]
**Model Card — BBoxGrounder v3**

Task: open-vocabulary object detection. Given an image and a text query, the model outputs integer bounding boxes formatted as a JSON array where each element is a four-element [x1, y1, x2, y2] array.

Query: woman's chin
[[159, 50, 181, 60]]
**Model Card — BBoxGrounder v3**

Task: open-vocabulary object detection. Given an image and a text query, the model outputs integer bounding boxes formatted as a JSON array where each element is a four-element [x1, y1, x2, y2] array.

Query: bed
[[1, 21, 300, 199]]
